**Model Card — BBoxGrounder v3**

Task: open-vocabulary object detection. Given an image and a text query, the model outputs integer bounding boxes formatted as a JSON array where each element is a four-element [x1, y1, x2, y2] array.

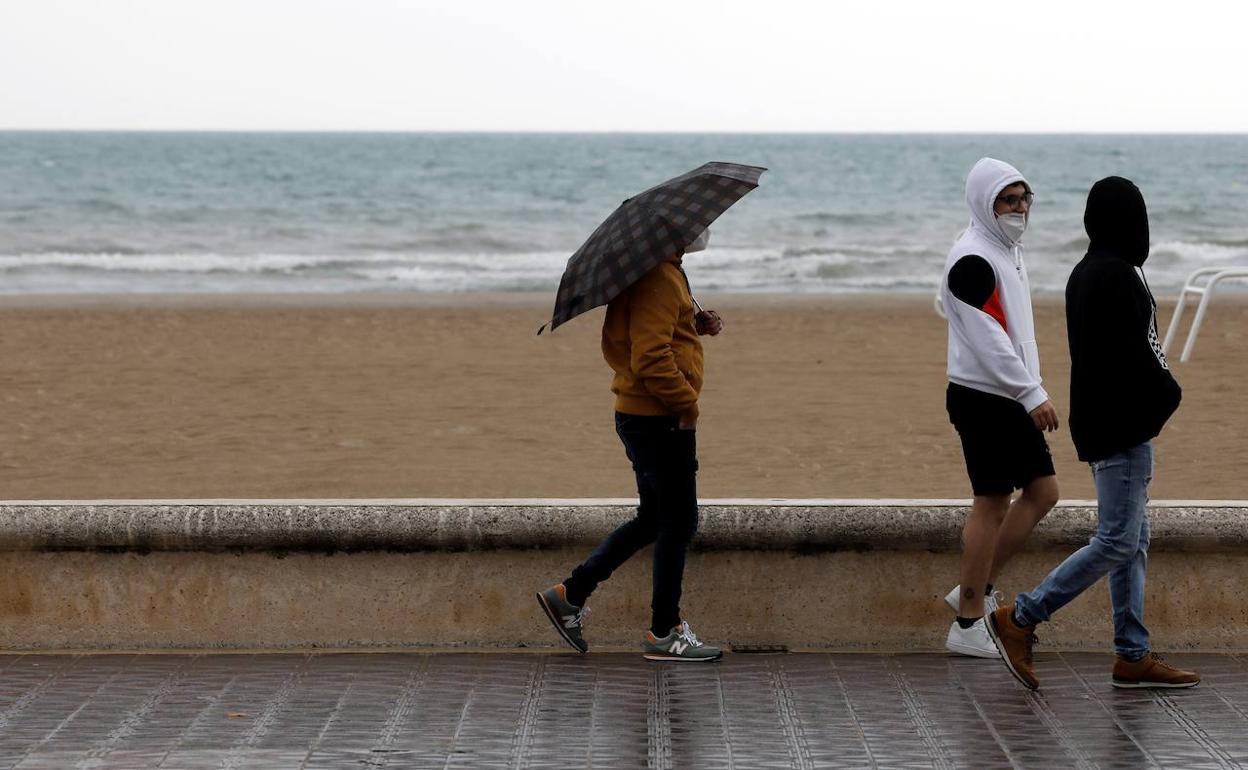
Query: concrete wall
[[1, 499, 1245, 652]]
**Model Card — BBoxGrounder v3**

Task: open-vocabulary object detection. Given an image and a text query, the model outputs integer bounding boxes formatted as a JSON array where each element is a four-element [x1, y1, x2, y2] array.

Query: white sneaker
[[944, 585, 1001, 615], [945, 618, 1001, 658]]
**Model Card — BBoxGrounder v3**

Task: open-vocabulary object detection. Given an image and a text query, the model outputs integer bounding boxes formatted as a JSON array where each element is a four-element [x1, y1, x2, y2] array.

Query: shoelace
[[565, 606, 591, 629], [677, 622, 702, 647]]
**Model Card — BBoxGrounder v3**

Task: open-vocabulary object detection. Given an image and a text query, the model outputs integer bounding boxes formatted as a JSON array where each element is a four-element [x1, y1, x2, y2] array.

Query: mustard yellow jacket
[[601, 260, 704, 419]]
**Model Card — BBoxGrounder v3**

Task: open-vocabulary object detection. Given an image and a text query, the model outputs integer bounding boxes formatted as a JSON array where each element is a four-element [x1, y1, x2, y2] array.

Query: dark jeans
[[563, 412, 699, 634]]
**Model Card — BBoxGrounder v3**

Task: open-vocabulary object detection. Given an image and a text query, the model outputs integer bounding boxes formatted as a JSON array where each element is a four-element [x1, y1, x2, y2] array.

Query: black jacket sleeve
[[1068, 258, 1180, 459]]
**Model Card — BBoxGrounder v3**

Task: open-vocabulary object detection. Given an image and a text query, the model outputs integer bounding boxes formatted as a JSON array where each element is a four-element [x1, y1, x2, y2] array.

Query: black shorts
[[947, 383, 1055, 496]]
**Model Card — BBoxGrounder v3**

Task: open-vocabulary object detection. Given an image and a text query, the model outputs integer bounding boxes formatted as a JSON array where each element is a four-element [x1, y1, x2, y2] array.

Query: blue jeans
[[563, 413, 699, 635], [1014, 441, 1153, 660]]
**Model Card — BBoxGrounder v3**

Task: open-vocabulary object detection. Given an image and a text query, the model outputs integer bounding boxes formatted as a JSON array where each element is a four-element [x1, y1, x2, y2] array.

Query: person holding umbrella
[[536, 162, 765, 661]]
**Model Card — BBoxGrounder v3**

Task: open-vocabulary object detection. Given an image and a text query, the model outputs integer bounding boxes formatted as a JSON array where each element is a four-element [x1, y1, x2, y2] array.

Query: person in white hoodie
[[939, 157, 1060, 658]]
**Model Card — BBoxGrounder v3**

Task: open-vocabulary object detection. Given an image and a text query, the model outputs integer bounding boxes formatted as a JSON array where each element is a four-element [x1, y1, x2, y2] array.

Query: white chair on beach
[[1162, 266, 1248, 362]]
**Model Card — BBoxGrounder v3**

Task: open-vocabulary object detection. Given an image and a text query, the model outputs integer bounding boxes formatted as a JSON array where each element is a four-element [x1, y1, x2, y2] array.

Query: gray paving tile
[[0, 652, 1242, 768]]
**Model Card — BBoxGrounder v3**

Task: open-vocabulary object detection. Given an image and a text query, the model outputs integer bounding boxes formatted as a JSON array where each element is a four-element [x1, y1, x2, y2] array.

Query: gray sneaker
[[536, 584, 589, 653], [642, 621, 723, 662]]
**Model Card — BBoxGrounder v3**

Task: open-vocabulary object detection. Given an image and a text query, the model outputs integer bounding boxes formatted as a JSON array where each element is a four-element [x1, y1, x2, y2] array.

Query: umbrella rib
[[637, 204, 697, 244]]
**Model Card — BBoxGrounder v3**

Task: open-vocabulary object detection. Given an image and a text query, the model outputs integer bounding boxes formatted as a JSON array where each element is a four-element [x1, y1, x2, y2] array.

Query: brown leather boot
[[1112, 653, 1200, 689], [986, 604, 1039, 690]]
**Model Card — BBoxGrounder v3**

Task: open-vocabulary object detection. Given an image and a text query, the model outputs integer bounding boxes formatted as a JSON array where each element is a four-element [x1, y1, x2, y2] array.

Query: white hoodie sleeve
[[950, 300, 1049, 412], [945, 255, 1049, 412]]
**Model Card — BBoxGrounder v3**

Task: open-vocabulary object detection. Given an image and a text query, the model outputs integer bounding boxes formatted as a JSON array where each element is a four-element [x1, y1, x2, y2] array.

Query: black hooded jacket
[[1066, 176, 1181, 462]]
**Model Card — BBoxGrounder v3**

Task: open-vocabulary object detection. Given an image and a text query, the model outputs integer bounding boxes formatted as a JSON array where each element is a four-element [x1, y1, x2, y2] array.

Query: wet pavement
[[0, 651, 1245, 769]]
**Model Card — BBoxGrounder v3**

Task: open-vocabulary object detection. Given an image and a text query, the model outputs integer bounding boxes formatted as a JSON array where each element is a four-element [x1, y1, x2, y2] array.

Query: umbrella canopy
[[540, 162, 766, 333]]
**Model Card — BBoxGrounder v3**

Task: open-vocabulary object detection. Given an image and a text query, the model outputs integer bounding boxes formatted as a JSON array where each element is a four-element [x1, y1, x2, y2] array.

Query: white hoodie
[[940, 157, 1049, 413]]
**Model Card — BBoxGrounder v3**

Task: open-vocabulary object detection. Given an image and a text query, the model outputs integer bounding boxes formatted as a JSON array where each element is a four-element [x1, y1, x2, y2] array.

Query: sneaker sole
[[985, 612, 1038, 690], [642, 652, 723, 662], [1111, 679, 1200, 689], [535, 592, 587, 653], [945, 640, 1001, 659]]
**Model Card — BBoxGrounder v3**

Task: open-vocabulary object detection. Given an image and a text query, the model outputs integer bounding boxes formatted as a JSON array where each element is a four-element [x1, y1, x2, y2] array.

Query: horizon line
[[3, 128, 1248, 137]]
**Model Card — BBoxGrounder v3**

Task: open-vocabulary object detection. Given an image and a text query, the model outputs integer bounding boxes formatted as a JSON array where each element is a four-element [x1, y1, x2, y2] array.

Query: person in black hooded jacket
[[1067, 178, 1181, 461], [983, 177, 1200, 691]]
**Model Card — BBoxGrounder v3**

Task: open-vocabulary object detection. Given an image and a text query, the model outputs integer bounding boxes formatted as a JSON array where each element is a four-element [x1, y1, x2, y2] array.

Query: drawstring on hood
[[965, 157, 1031, 249]]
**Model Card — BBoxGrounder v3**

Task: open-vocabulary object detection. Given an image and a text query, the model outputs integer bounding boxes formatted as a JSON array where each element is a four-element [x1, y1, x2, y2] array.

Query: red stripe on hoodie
[[983, 287, 1008, 332]]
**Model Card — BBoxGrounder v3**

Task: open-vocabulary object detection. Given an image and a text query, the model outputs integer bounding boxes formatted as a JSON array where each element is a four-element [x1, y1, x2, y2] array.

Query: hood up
[[965, 157, 1029, 248], [1084, 176, 1150, 267]]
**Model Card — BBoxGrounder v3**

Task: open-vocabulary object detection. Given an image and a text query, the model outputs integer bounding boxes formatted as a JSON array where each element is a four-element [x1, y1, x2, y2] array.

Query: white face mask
[[685, 229, 710, 254], [997, 212, 1027, 243]]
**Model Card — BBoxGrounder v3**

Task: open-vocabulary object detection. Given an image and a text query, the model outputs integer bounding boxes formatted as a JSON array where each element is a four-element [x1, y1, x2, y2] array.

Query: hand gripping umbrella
[[539, 162, 766, 334]]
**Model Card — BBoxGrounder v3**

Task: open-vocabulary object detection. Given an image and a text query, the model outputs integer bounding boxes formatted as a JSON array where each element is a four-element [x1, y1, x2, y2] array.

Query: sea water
[[1, 132, 1244, 295]]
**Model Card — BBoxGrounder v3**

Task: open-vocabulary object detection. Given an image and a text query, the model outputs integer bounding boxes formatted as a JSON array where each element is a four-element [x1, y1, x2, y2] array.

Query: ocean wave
[[71, 198, 135, 215], [792, 211, 890, 225], [0, 252, 415, 274], [1151, 240, 1248, 263], [338, 234, 545, 254], [0, 251, 573, 293], [780, 245, 930, 262], [0, 239, 1239, 295], [25, 243, 148, 256]]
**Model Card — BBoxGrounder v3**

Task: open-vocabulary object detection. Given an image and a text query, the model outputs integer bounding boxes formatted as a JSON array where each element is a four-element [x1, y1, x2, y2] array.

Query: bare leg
[[987, 474, 1059, 584], [959, 493, 1010, 617]]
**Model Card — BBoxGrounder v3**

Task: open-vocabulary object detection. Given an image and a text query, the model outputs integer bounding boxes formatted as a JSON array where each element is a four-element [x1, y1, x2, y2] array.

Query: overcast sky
[[2, 0, 1245, 133]]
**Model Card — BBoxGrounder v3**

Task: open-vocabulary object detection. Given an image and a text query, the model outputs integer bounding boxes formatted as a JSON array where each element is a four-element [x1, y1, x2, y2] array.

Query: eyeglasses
[[996, 192, 1035, 209]]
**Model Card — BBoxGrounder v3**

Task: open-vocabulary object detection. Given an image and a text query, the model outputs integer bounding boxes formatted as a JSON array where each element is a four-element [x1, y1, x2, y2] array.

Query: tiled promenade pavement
[[1, 652, 1246, 769]]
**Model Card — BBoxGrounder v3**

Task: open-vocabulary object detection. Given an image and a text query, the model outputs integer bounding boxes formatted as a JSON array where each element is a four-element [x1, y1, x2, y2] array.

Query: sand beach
[[0, 292, 1243, 501]]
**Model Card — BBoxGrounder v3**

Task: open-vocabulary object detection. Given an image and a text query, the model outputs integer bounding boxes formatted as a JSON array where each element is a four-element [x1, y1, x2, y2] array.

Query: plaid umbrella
[[539, 161, 767, 333]]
